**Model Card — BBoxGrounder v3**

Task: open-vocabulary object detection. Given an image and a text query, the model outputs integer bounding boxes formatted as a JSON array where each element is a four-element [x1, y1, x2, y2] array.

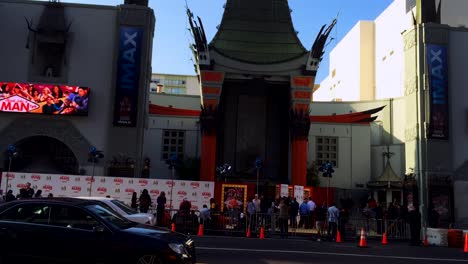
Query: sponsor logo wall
[[1, 172, 214, 211]]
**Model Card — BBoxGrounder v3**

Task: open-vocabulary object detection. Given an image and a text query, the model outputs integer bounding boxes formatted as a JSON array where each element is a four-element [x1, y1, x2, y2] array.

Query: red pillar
[[291, 138, 308, 186], [200, 134, 217, 182]]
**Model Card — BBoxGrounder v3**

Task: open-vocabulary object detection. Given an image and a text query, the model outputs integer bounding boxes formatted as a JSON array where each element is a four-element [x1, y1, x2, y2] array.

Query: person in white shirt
[[199, 204, 211, 224], [307, 198, 316, 229], [327, 203, 340, 241]]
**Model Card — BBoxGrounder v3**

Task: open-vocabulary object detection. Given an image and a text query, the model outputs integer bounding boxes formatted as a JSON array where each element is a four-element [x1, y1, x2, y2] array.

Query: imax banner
[[426, 44, 449, 139], [113, 26, 143, 127]]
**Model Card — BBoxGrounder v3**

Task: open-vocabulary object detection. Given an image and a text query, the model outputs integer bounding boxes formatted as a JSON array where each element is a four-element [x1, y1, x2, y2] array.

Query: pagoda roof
[[368, 160, 402, 189], [209, 0, 308, 65]]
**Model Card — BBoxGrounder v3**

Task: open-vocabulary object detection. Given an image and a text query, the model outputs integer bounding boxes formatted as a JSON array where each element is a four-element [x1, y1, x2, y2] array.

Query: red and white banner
[[294, 185, 304, 204], [1, 172, 214, 211], [280, 184, 289, 198]]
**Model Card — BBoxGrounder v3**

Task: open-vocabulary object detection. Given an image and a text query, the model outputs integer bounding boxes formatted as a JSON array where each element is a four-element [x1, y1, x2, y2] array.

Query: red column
[[291, 138, 308, 186], [200, 134, 217, 182]]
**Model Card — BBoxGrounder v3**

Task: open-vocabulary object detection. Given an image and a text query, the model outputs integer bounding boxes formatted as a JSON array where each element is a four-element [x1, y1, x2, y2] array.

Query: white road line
[[197, 247, 468, 262]]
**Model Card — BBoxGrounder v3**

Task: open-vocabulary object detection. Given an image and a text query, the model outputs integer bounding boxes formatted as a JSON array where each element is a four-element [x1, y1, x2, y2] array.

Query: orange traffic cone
[[382, 232, 388, 245], [463, 233, 468, 253], [171, 223, 176, 232], [358, 228, 367, 248], [336, 230, 342, 243], [246, 226, 251, 238], [259, 227, 265, 239], [197, 224, 204, 237], [424, 234, 429, 247]]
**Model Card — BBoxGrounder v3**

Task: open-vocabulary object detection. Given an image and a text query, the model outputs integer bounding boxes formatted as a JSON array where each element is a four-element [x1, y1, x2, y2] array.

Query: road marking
[[197, 247, 468, 262]]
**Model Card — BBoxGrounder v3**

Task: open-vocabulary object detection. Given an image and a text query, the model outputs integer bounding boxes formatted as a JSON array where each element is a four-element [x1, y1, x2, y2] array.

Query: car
[[76, 196, 156, 226], [0, 198, 196, 264]]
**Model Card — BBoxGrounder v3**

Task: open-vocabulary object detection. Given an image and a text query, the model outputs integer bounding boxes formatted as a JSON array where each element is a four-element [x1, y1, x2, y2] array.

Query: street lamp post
[[88, 146, 104, 197], [319, 162, 334, 206], [255, 158, 263, 198], [5, 145, 18, 195], [167, 153, 178, 209]]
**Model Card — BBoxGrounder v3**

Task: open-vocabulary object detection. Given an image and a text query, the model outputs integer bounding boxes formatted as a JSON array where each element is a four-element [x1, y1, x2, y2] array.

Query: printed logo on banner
[[17, 183, 27, 189], [128, 179, 134, 184], [100, 178, 106, 183], [85, 177, 95, 183], [74, 177, 81, 182], [46, 175, 52, 181], [202, 192, 212, 198], [97, 187, 107, 194], [166, 180, 174, 187], [20, 174, 26, 179], [125, 188, 135, 194], [150, 189, 160, 196], [192, 205, 199, 210], [177, 190, 187, 197], [60, 176, 70, 183], [61, 186, 67, 191], [71, 186, 82, 193], [114, 178, 124, 185], [139, 179, 148, 186], [43, 185, 53, 192], [6, 173, 15, 180], [180, 182, 186, 187], [190, 182, 200, 188], [204, 183, 210, 188], [191, 192, 197, 197], [152, 180, 159, 185], [31, 174, 41, 181], [115, 189, 120, 193]]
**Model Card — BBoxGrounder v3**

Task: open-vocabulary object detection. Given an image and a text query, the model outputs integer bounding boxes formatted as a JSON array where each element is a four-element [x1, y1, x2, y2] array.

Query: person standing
[[327, 203, 340, 241], [131, 192, 138, 209], [156, 192, 167, 226], [25, 182, 34, 198], [139, 189, 152, 213], [278, 199, 289, 238], [289, 197, 299, 228], [408, 204, 421, 246]]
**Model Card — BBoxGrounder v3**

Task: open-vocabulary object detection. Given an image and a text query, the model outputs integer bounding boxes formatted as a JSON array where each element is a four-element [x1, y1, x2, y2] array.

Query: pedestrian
[[327, 203, 339, 241], [131, 192, 138, 209], [278, 199, 289, 238], [139, 189, 152, 213], [25, 182, 34, 198], [315, 202, 327, 241], [34, 189, 42, 198], [289, 197, 299, 228], [408, 204, 421, 246], [298, 198, 309, 229], [5, 190, 16, 202], [156, 191, 166, 226]]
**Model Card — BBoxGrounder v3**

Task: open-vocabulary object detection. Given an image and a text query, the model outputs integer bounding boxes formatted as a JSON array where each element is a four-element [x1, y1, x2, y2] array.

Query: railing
[[147, 208, 411, 240]]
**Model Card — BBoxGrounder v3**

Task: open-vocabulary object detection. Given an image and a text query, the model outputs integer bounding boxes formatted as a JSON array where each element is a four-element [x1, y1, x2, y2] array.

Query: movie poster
[[0, 82, 90, 116]]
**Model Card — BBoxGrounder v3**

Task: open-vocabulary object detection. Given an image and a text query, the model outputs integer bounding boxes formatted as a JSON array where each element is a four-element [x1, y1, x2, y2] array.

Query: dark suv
[[0, 198, 196, 264]]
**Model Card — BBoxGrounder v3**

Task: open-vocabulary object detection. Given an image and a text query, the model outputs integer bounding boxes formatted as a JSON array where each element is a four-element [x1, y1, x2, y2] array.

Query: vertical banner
[[280, 184, 289, 198], [113, 26, 144, 127], [426, 44, 449, 139], [294, 185, 304, 204]]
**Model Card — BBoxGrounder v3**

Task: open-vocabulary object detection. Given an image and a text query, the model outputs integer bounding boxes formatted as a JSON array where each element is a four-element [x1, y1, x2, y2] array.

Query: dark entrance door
[[5, 136, 79, 174]]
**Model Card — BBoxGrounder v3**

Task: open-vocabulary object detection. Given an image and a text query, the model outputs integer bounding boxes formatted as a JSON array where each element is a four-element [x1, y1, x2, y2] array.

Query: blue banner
[[113, 26, 144, 127], [426, 44, 449, 139]]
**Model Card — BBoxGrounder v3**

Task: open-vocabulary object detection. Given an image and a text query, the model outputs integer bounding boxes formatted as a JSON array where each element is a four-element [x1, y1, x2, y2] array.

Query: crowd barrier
[[147, 208, 412, 240]]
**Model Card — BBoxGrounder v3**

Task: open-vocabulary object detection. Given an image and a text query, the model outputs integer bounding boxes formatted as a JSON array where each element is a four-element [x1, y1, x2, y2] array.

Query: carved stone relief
[[405, 76, 418, 96], [403, 29, 417, 51], [405, 125, 419, 142]]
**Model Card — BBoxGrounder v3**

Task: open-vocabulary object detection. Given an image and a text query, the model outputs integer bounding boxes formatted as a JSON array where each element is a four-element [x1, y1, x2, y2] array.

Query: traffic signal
[[255, 158, 263, 169]]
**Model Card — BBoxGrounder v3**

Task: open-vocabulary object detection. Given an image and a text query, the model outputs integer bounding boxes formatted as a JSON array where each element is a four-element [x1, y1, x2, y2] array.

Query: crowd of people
[[0, 83, 89, 115], [0, 182, 53, 202]]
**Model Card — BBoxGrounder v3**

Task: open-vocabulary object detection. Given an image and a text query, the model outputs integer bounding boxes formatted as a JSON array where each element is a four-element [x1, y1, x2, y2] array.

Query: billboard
[[0, 82, 90, 116], [113, 26, 144, 127], [426, 44, 449, 139]]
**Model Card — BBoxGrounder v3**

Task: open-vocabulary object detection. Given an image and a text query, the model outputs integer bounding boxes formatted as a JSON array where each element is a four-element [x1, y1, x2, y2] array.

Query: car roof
[[76, 197, 114, 201], [0, 197, 98, 208]]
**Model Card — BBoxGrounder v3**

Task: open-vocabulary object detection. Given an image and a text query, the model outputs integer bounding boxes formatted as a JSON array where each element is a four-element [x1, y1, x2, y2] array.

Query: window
[[316, 136, 338, 167], [0, 204, 50, 225], [161, 130, 185, 160], [49, 205, 99, 231]]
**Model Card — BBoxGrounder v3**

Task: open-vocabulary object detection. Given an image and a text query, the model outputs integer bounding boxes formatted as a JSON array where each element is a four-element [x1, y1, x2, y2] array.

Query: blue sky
[[39, 0, 394, 82]]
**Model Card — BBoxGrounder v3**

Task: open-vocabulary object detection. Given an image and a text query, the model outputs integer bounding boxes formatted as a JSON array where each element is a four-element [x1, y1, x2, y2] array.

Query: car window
[[85, 204, 135, 229], [49, 205, 99, 231], [111, 200, 138, 215], [0, 203, 50, 225]]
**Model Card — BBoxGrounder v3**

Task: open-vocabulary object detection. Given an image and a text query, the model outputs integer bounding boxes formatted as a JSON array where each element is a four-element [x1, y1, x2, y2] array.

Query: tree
[[306, 161, 321, 187]]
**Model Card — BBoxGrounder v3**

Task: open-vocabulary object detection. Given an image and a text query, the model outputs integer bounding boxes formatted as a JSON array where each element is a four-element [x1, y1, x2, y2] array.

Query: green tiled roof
[[210, 0, 308, 64]]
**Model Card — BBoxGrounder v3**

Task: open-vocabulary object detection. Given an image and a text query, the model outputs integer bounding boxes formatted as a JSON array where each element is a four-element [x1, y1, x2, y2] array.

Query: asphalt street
[[194, 236, 468, 264]]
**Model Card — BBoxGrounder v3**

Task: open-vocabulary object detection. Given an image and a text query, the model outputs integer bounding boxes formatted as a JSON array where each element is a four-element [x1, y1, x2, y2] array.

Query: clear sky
[[39, 0, 394, 83]]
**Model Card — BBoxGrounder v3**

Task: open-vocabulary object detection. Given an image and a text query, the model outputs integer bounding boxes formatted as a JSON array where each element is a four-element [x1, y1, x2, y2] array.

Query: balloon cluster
[[88, 146, 104, 163], [319, 162, 334, 178]]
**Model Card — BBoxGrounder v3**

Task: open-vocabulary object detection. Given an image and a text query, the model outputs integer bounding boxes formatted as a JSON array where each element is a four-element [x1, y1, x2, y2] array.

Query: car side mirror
[[93, 225, 106, 233]]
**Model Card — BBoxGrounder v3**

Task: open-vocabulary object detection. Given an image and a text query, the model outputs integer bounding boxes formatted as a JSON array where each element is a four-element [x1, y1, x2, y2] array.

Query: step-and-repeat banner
[[1, 172, 214, 211]]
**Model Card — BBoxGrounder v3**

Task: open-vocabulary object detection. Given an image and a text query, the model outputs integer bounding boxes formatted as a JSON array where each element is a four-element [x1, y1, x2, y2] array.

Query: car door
[[47, 205, 110, 264], [0, 202, 52, 263]]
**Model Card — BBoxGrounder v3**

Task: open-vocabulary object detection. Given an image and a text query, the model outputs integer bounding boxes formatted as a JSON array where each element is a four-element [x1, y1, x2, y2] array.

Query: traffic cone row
[[197, 224, 204, 237], [336, 231, 342, 243], [259, 227, 265, 239], [246, 226, 251, 238], [358, 228, 367, 248], [171, 223, 176, 232], [381, 232, 388, 245]]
